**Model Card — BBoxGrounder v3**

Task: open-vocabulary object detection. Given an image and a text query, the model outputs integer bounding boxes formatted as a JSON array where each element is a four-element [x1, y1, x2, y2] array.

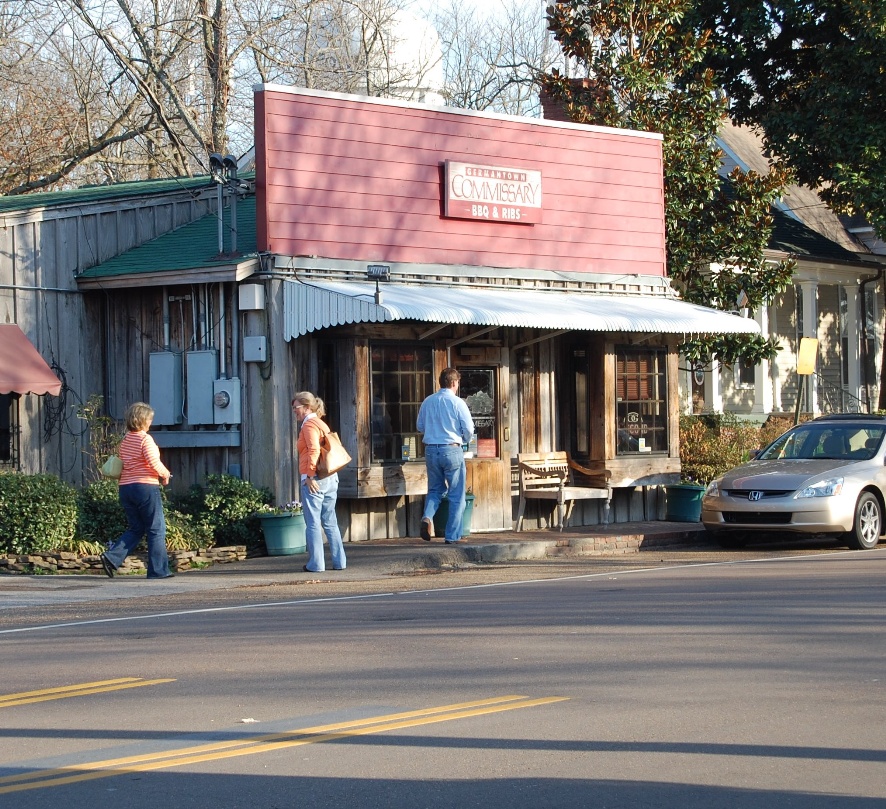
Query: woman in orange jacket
[[292, 391, 347, 572]]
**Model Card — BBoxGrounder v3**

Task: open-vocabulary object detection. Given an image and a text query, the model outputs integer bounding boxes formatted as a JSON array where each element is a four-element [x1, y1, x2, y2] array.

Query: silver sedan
[[701, 414, 886, 549]]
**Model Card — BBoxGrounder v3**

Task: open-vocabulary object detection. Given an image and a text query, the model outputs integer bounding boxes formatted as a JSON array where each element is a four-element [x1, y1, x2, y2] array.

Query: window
[[0, 393, 19, 469], [615, 347, 667, 455], [734, 358, 756, 389], [370, 343, 433, 462], [457, 367, 498, 457]]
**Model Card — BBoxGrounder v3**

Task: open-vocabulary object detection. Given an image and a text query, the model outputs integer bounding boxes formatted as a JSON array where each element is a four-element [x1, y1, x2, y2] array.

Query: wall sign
[[443, 161, 542, 224]]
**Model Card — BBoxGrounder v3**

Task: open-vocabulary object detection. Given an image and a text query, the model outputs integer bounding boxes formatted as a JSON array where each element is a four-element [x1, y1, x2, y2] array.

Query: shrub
[[0, 472, 78, 554], [679, 413, 776, 485], [77, 479, 128, 546], [173, 474, 272, 550], [165, 508, 215, 551]]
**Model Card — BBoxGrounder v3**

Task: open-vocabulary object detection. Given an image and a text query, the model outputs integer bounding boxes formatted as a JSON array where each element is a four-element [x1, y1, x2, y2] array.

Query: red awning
[[0, 324, 62, 396]]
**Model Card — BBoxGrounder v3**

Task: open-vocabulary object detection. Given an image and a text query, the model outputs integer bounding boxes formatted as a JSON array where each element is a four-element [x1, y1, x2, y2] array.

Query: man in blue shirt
[[417, 367, 475, 543]]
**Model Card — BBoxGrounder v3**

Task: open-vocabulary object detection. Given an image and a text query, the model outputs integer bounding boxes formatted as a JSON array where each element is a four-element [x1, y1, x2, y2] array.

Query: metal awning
[[283, 280, 760, 339], [0, 325, 62, 396]]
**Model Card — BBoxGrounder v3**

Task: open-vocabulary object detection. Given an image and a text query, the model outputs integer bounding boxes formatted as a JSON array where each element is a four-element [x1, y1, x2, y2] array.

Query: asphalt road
[[1, 544, 884, 808]]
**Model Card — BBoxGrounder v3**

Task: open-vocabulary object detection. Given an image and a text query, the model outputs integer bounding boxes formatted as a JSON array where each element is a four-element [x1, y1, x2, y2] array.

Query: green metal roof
[[78, 195, 257, 280], [0, 175, 214, 213]]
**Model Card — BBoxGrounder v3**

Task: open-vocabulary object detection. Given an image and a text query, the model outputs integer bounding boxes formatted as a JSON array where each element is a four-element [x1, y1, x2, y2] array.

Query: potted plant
[[255, 501, 306, 555]]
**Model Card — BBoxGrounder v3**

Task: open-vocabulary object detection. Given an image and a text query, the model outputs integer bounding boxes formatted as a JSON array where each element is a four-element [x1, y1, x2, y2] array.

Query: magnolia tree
[[543, 0, 795, 365]]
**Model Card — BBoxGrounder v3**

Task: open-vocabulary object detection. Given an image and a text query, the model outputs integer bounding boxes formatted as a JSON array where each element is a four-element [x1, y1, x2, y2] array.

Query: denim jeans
[[301, 473, 346, 572], [105, 483, 170, 578], [423, 444, 467, 542]]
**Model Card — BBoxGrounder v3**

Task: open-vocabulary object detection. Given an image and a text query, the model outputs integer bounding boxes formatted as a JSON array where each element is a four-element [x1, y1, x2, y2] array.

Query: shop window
[[457, 367, 498, 458], [317, 342, 340, 431], [0, 393, 19, 469], [615, 347, 667, 455], [370, 343, 434, 462]]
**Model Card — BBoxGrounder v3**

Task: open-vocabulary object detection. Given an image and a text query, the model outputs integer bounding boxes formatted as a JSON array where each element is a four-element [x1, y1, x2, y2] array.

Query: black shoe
[[333, 566, 345, 571], [420, 518, 433, 542], [100, 554, 116, 578], [147, 573, 175, 579], [303, 565, 321, 573]]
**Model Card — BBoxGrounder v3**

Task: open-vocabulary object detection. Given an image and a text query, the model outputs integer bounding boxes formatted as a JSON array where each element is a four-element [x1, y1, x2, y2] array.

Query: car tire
[[846, 492, 882, 550]]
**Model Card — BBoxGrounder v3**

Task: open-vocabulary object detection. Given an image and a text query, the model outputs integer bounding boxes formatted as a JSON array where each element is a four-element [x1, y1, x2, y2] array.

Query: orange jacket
[[118, 430, 170, 486], [297, 416, 328, 477]]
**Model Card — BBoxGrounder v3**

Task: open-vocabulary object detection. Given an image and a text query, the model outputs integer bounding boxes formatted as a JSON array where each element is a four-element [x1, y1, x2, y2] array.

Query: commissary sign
[[444, 161, 542, 224]]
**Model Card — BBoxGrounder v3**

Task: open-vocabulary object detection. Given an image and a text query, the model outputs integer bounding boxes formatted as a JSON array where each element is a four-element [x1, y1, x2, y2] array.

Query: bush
[[172, 474, 272, 551], [679, 413, 793, 485], [77, 479, 128, 546], [165, 507, 215, 551], [0, 472, 78, 554]]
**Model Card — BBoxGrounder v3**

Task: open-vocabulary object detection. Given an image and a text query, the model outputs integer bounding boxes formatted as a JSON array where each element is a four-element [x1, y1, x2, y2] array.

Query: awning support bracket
[[512, 330, 571, 351]]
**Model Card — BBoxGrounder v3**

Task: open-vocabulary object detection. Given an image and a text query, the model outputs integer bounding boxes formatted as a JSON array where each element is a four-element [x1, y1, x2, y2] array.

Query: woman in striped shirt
[[100, 402, 173, 579]]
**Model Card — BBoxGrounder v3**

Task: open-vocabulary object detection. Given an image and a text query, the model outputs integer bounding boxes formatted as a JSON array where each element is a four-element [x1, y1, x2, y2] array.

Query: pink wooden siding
[[255, 87, 666, 277]]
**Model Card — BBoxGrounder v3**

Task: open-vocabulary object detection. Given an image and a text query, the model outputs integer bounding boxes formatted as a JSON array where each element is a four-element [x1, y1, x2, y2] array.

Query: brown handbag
[[317, 427, 352, 479]]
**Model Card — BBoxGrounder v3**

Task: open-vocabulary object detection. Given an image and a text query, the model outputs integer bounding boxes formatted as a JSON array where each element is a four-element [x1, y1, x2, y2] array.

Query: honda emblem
[[748, 491, 763, 502]]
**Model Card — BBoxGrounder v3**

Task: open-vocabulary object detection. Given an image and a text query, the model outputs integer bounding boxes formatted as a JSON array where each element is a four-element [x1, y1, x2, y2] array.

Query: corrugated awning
[[0, 325, 62, 396], [283, 280, 760, 339]]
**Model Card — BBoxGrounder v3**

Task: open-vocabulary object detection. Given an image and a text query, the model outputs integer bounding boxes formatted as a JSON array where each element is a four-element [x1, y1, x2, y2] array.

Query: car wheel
[[846, 492, 882, 550]]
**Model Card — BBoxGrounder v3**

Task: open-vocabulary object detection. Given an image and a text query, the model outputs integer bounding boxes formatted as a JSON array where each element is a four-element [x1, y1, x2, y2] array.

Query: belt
[[428, 443, 460, 447]]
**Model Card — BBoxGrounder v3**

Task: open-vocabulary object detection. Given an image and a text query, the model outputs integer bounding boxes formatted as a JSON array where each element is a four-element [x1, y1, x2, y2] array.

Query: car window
[[758, 423, 886, 461]]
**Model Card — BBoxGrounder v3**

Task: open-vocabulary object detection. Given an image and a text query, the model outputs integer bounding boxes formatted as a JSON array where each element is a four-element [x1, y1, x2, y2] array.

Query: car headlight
[[794, 477, 844, 499], [705, 480, 719, 497]]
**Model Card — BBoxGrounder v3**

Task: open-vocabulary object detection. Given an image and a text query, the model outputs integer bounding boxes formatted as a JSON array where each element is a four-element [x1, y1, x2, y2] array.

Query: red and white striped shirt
[[118, 430, 170, 486]]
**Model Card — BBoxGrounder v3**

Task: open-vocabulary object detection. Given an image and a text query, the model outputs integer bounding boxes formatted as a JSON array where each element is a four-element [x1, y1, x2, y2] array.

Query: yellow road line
[[0, 678, 175, 709], [0, 694, 568, 794]]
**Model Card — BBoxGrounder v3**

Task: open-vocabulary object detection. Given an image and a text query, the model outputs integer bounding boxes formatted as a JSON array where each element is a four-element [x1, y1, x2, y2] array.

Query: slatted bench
[[515, 451, 612, 531]]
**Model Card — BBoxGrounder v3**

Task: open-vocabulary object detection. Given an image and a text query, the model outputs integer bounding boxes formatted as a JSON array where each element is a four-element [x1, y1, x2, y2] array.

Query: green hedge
[[0, 472, 78, 554]]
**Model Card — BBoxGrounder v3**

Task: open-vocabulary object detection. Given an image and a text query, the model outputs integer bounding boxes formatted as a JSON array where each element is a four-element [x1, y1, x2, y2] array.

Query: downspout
[[859, 269, 883, 413]]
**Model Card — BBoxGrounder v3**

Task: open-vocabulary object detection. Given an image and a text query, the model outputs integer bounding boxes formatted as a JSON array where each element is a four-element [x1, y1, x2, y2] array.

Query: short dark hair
[[439, 367, 460, 388]]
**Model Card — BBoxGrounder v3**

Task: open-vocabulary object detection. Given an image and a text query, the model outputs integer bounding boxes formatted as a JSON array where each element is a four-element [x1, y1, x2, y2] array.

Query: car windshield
[[758, 423, 886, 461]]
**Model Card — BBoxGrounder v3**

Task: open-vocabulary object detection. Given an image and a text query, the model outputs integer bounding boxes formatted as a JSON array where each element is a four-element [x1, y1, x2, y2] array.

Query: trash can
[[664, 483, 706, 522], [432, 493, 475, 538]]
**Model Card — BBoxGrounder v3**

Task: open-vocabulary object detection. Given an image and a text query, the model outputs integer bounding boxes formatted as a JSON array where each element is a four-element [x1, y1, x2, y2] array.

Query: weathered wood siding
[[0, 187, 216, 482], [255, 86, 666, 276]]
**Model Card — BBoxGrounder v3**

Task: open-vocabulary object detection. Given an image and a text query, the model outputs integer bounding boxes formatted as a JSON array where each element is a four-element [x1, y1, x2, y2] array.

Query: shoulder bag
[[316, 425, 352, 479], [101, 454, 123, 479]]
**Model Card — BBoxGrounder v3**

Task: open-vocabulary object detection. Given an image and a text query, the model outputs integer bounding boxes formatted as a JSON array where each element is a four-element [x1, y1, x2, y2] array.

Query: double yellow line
[[0, 694, 567, 794], [0, 678, 175, 709]]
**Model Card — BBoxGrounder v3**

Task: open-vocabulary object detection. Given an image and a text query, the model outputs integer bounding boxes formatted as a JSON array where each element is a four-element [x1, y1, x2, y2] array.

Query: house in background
[[694, 123, 886, 420]]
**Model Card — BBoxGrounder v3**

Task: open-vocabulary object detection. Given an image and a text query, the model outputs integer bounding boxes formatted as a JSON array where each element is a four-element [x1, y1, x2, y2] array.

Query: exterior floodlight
[[209, 152, 226, 183], [222, 154, 238, 178]]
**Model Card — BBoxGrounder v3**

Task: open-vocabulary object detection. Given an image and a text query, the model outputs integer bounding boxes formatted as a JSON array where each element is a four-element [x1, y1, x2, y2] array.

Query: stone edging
[[0, 546, 247, 575]]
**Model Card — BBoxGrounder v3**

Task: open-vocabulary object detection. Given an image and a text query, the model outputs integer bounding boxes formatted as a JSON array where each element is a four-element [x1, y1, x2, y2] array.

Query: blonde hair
[[125, 402, 155, 432], [291, 391, 325, 417]]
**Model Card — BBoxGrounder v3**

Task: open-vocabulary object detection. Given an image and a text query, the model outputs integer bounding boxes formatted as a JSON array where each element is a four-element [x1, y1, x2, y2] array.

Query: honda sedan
[[701, 414, 886, 549]]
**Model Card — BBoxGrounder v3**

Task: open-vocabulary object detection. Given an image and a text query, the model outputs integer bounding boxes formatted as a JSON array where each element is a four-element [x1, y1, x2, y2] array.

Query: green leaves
[[546, 0, 793, 364]]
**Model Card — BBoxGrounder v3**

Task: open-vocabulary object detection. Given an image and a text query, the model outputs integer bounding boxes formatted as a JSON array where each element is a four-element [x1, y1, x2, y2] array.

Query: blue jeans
[[105, 483, 170, 578], [423, 445, 466, 542], [301, 474, 346, 571]]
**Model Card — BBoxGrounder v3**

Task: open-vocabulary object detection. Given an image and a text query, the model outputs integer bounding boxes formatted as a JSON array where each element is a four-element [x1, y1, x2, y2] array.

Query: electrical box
[[243, 336, 267, 362], [238, 284, 265, 311], [149, 352, 183, 425], [186, 350, 218, 425], [213, 378, 241, 425]]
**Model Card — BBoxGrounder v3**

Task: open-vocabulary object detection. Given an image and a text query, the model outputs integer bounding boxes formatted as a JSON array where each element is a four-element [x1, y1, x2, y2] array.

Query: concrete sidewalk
[[0, 521, 707, 610]]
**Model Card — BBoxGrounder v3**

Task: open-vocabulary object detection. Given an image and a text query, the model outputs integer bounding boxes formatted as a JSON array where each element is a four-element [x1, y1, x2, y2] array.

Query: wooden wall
[[0, 186, 217, 482], [255, 86, 666, 276]]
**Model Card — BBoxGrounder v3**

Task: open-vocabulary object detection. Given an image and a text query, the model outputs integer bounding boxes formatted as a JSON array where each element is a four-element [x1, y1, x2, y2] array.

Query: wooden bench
[[515, 451, 612, 531]]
